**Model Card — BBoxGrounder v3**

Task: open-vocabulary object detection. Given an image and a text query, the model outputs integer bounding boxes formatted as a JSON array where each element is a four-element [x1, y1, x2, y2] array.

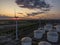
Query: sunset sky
[[0, 0, 60, 19]]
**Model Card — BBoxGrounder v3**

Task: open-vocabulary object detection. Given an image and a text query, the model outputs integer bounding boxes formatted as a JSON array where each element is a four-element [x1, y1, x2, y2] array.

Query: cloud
[[27, 12, 44, 16], [15, 0, 51, 16], [15, 0, 50, 9]]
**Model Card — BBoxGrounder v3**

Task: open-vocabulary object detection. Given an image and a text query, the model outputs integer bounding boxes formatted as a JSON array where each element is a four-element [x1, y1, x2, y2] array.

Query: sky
[[0, 0, 60, 19]]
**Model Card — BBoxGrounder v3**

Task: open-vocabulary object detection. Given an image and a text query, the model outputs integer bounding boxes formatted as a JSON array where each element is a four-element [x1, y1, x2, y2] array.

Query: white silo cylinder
[[34, 30, 44, 39], [38, 41, 51, 45], [44, 24, 53, 31], [47, 31, 58, 42], [38, 27, 45, 34], [55, 25, 60, 32], [21, 37, 32, 45]]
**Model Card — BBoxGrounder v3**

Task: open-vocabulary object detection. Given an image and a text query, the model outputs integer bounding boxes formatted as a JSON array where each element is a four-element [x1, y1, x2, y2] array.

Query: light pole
[[15, 16, 19, 40], [14, 9, 19, 40]]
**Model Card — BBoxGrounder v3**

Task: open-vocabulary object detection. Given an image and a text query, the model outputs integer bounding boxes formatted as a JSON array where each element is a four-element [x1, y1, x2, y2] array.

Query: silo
[[47, 31, 58, 42], [44, 24, 53, 31], [21, 37, 32, 45], [34, 30, 44, 39], [38, 41, 51, 45], [55, 25, 60, 32]]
